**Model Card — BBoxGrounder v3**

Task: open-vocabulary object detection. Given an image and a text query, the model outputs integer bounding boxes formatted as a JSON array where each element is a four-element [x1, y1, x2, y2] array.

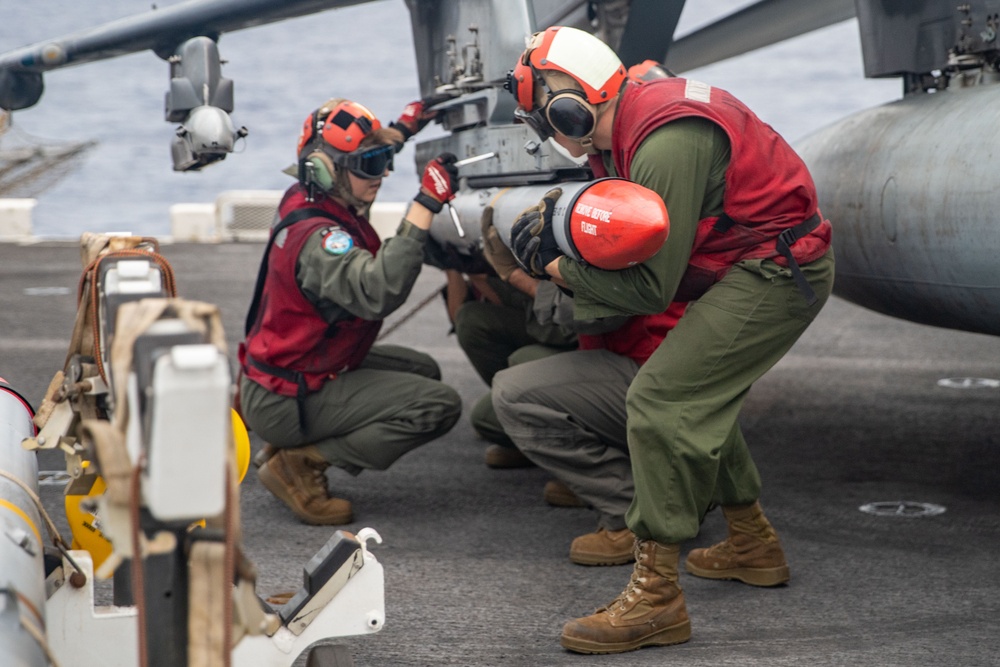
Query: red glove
[[392, 99, 435, 140], [414, 153, 458, 214]]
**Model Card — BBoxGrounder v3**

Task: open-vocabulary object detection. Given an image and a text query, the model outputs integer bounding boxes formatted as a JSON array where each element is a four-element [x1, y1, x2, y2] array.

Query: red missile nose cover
[[567, 178, 669, 270]]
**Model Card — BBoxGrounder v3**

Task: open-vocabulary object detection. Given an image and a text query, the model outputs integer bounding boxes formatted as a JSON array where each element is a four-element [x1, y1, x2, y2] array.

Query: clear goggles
[[333, 143, 395, 179], [514, 92, 595, 142]]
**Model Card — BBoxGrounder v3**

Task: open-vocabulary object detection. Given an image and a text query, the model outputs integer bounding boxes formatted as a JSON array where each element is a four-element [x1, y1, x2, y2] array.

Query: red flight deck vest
[[578, 302, 687, 366], [239, 185, 382, 399], [589, 77, 831, 301]]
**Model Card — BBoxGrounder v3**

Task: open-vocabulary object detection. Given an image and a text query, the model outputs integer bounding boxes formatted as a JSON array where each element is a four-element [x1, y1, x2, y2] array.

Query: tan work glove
[[480, 206, 520, 281]]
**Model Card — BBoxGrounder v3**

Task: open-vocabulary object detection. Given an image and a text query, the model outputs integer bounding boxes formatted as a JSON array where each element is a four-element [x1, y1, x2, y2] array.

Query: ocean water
[[2, 0, 901, 238]]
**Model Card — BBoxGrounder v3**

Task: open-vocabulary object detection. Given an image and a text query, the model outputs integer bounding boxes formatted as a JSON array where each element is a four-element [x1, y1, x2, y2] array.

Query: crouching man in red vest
[[239, 98, 462, 525], [505, 27, 834, 652]]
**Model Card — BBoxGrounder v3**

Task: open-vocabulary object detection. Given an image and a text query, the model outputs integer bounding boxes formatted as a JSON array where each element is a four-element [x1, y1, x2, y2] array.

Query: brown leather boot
[[257, 446, 353, 525], [561, 540, 691, 654], [685, 500, 790, 586], [543, 479, 587, 508], [569, 527, 634, 566]]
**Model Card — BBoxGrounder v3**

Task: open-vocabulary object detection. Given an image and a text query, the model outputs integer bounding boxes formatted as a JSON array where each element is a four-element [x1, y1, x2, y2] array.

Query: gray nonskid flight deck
[[3, 240, 998, 667]]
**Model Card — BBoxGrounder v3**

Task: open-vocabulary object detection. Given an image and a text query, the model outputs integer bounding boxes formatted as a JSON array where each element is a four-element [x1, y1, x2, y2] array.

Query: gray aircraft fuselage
[[797, 81, 1000, 336]]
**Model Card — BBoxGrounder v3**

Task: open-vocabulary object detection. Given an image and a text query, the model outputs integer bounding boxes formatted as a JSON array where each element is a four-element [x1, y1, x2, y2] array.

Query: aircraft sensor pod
[[429, 177, 669, 271]]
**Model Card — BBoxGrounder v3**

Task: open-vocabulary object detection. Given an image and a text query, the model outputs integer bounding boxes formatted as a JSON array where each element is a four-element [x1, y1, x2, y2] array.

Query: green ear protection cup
[[304, 151, 336, 191]]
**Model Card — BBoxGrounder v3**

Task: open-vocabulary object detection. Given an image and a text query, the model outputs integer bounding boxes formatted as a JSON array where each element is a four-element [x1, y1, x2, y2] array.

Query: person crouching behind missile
[[486, 200, 688, 563], [422, 231, 580, 472], [238, 98, 462, 525], [504, 27, 834, 653]]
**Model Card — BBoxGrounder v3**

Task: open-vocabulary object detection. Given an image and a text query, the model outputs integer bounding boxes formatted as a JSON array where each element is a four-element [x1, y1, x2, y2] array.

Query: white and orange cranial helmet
[[505, 26, 626, 141]]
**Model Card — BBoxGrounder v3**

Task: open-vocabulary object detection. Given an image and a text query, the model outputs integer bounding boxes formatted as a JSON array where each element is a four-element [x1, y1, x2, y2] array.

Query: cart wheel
[[305, 644, 354, 667]]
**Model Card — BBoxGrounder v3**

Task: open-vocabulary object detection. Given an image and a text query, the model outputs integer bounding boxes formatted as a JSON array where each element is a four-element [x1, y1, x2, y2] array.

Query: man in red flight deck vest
[[239, 98, 462, 525], [503, 26, 834, 653]]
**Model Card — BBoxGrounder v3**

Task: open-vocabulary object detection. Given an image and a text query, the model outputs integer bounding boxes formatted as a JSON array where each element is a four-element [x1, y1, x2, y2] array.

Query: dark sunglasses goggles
[[333, 143, 396, 179], [542, 92, 596, 139], [514, 91, 596, 141], [514, 107, 555, 141]]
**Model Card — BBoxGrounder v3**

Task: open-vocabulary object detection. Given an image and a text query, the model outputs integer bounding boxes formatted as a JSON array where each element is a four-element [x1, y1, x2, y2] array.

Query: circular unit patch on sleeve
[[321, 228, 354, 255]]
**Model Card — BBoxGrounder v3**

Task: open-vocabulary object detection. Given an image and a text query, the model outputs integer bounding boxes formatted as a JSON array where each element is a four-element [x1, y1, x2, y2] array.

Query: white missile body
[[0, 381, 46, 667], [429, 177, 669, 270]]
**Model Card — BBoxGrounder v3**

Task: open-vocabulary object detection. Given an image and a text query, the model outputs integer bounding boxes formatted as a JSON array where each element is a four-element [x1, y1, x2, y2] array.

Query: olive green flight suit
[[241, 219, 462, 474], [455, 277, 578, 449]]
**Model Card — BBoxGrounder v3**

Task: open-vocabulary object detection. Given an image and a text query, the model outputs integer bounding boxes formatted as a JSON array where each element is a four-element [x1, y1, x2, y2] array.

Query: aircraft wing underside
[[0, 0, 378, 72], [666, 0, 856, 73]]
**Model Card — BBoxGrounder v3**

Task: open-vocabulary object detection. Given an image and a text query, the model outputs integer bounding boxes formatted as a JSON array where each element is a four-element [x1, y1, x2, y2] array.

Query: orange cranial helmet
[[297, 99, 381, 156], [505, 27, 625, 143], [296, 99, 396, 193]]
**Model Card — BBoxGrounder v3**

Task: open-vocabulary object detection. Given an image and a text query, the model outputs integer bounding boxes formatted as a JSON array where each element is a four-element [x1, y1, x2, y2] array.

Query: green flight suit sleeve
[[559, 117, 730, 318], [296, 218, 428, 322]]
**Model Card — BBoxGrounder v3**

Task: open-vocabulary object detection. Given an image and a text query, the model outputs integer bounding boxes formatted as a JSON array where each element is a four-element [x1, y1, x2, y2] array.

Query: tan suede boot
[[569, 527, 635, 566], [561, 540, 691, 654], [257, 446, 353, 525], [543, 479, 587, 508], [685, 500, 790, 586]]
